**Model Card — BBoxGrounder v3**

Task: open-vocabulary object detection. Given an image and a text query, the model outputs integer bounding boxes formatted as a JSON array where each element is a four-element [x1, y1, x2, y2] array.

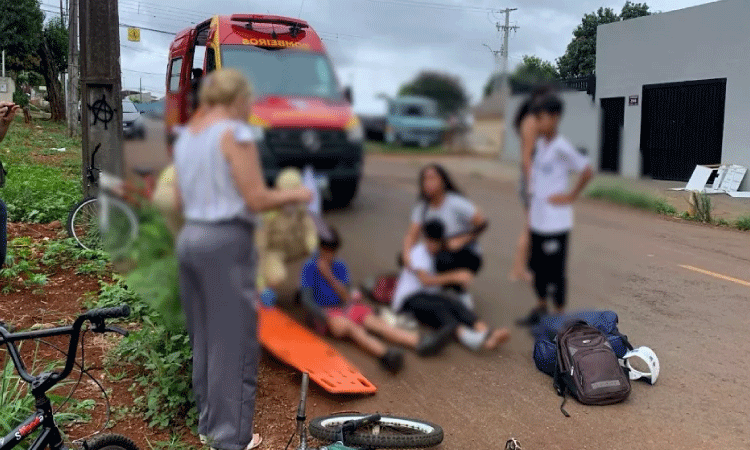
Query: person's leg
[[550, 232, 569, 315], [509, 221, 533, 282], [362, 313, 419, 348], [517, 232, 549, 326], [0, 199, 6, 267], [200, 222, 260, 450], [176, 225, 209, 438], [328, 315, 388, 357]]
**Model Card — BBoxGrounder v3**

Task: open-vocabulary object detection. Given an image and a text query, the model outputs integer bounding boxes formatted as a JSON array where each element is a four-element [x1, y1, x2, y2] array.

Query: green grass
[[365, 141, 446, 155], [586, 185, 677, 215], [2, 164, 80, 223], [1, 118, 83, 223], [736, 215, 750, 231]]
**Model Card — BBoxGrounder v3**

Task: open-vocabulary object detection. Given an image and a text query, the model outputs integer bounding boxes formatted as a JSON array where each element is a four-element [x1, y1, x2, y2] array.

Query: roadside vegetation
[[585, 183, 750, 231], [365, 141, 446, 155], [1, 118, 81, 223]]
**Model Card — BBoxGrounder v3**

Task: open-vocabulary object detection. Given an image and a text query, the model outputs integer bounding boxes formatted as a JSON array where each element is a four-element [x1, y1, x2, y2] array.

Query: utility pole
[[79, 0, 124, 197], [66, 0, 79, 137], [495, 7, 519, 157], [139, 78, 142, 103]]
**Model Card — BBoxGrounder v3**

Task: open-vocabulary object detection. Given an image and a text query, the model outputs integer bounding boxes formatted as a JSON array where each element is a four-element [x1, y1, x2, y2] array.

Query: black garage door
[[600, 97, 625, 173], [640, 78, 726, 181]]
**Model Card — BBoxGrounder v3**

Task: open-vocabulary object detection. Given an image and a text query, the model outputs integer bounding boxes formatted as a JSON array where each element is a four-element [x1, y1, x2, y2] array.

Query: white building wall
[[596, 0, 750, 186], [503, 91, 600, 169]]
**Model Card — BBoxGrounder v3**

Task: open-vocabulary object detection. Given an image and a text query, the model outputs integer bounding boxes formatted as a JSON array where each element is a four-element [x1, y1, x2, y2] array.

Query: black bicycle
[[0, 305, 140, 450]]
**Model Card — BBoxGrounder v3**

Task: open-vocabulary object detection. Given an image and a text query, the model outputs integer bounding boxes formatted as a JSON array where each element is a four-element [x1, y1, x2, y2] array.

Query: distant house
[[470, 91, 504, 156]]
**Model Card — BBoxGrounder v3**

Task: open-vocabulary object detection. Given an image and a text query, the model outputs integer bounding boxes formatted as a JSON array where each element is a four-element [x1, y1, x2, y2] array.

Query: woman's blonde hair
[[198, 68, 252, 107]]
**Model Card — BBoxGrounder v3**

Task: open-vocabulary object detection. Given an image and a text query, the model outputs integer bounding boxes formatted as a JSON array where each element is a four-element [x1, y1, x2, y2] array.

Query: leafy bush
[[1, 164, 79, 223], [586, 185, 677, 215], [736, 215, 750, 231], [95, 206, 193, 430]]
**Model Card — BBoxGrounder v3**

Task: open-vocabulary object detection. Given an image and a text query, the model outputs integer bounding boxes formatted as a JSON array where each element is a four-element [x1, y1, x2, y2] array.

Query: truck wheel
[[327, 179, 359, 209]]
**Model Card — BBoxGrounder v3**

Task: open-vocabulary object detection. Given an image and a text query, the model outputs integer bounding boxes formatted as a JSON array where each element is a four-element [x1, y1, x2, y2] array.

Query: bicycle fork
[[296, 373, 310, 450]]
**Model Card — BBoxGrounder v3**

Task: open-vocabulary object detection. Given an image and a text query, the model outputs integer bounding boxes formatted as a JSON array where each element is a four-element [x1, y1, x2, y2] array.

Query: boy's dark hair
[[513, 85, 555, 132], [533, 94, 564, 116], [319, 227, 341, 251], [423, 219, 445, 241]]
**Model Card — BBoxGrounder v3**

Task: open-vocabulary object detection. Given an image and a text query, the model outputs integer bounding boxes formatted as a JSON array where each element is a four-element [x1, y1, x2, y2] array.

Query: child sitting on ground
[[393, 219, 511, 352], [299, 227, 447, 374]]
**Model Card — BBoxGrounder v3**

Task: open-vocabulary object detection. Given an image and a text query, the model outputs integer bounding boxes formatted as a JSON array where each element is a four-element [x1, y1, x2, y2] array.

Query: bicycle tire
[[308, 414, 444, 449], [67, 196, 139, 256], [67, 197, 102, 251], [82, 433, 141, 450]]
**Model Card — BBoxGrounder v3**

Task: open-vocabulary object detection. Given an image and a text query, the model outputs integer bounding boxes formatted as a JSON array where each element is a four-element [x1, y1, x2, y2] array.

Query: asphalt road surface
[[293, 157, 749, 450]]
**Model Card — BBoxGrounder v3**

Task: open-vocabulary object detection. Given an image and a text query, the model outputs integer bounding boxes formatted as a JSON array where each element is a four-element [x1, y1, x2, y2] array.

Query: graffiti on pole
[[88, 94, 116, 129]]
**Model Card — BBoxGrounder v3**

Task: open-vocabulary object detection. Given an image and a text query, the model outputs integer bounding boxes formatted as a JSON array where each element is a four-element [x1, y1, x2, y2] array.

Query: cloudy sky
[[41, 0, 711, 114]]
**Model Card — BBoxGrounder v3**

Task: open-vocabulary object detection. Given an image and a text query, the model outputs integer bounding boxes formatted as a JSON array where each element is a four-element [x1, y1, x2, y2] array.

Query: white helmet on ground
[[622, 346, 660, 385]]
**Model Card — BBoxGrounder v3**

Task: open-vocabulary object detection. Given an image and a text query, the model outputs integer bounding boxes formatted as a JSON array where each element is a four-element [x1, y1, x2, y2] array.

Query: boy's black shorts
[[529, 231, 569, 308]]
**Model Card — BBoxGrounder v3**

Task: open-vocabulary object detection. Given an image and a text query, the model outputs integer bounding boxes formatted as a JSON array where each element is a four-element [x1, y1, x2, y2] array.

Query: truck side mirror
[[343, 87, 353, 104]]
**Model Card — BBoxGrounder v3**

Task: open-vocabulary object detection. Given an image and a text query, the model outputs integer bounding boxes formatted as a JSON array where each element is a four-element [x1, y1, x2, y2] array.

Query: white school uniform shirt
[[529, 135, 590, 235], [391, 243, 440, 312]]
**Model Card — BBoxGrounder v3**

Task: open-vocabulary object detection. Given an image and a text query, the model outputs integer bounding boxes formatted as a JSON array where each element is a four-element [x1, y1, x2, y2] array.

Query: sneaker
[[416, 326, 453, 357], [379, 348, 405, 374], [515, 307, 546, 327]]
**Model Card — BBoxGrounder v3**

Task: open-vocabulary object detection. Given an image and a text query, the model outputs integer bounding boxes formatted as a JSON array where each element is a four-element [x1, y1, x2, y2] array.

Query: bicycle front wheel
[[309, 414, 444, 449], [83, 433, 141, 450], [67, 197, 102, 251]]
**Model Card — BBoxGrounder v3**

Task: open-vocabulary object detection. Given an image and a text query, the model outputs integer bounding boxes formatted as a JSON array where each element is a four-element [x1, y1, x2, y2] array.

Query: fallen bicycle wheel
[[309, 414, 443, 449]]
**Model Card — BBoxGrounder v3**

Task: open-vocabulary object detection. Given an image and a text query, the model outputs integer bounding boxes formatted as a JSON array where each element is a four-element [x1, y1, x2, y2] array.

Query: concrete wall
[[470, 118, 503, 156], [503, 91, 601, 168], [596, 0, 750, 187], [0, 77, 15, 104]]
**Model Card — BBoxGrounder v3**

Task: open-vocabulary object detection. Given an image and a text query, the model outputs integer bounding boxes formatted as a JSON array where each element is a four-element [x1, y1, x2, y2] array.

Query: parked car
[[122, 99, 145, 139], [384, 96, 446, 148]]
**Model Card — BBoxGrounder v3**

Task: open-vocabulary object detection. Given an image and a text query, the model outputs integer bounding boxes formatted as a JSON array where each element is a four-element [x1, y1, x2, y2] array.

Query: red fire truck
[[165, 14, 363, 207]]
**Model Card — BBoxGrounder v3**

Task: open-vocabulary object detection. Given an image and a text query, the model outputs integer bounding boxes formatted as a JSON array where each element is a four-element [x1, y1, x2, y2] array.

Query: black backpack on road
[[553, 321, 631, 416]]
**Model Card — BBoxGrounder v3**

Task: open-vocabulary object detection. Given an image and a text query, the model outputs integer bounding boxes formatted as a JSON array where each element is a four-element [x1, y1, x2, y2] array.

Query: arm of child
[[414, 269, 473, 289], [549, 143, 594, 205], [316, 259, 351, 304]]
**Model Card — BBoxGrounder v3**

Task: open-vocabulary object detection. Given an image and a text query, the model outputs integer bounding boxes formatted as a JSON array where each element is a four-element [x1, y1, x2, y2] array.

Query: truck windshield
[[221, 46, 341, 100]]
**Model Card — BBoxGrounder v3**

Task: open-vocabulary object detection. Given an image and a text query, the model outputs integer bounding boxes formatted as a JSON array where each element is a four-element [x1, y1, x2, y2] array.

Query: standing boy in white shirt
[[517, 94, 594, 326]]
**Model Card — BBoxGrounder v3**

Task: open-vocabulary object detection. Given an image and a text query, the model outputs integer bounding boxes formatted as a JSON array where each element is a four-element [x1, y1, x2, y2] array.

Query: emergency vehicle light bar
[[230, 15, 309, 37]]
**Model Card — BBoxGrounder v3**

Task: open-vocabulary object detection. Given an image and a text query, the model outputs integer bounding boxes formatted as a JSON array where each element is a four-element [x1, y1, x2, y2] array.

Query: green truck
[[384, 96, 446, 148]]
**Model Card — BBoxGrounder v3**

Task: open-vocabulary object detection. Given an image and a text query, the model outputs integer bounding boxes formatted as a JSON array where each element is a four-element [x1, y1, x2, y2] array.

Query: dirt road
[[291, 156, 749, 450]]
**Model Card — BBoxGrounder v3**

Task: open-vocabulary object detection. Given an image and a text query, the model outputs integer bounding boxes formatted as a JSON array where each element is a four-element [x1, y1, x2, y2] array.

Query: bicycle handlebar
[[0, 305, 131, 392], [81, 305, 131, 322]]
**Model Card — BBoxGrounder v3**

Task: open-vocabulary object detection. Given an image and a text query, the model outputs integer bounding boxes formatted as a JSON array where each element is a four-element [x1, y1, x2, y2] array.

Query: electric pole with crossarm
[[496, 7, 519, 157]]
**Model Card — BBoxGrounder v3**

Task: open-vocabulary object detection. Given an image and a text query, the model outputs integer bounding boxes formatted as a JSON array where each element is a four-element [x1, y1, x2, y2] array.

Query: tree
[[483, 55, 559, 97], [0, 0, 44, 74], [398, 71, 468, 116], [39, 17, 68, 122], [556, 2, 651, 78], [621, 1, 650, 19]]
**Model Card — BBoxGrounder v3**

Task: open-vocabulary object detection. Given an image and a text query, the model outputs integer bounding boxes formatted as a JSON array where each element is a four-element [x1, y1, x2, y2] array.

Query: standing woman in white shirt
[[401, 164, 488, 307], [172, 69, 312, 450]]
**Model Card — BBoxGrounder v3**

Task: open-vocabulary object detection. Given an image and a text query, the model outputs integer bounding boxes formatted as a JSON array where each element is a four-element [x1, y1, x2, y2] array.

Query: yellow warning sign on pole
[[127, 27, 140, 42]]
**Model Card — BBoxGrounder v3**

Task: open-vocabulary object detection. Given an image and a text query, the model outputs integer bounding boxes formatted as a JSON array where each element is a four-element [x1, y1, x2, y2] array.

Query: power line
[[364, 0, 501, 13]]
